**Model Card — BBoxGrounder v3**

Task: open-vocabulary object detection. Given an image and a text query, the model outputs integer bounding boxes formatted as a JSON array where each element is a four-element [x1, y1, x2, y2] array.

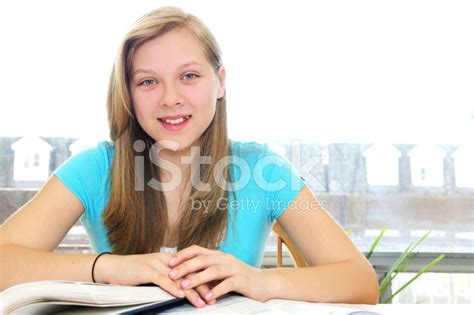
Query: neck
[[159, 148, 191, 182], [156, 139, 201, 190]]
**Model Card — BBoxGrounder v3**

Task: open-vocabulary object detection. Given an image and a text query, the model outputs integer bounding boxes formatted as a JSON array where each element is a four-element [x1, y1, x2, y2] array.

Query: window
[[391, 273, 474, 304], [33, 154, 40, 167]]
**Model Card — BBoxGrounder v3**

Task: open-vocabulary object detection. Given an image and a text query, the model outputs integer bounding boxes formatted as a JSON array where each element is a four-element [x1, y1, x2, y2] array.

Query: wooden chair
[[272, 221, 307, 267]]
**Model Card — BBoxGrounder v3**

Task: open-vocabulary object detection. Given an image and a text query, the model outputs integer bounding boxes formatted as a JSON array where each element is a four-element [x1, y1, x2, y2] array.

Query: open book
[[0, 280, 189, 314], [1, 280, 365, 314], [1, 280, 292, 314]]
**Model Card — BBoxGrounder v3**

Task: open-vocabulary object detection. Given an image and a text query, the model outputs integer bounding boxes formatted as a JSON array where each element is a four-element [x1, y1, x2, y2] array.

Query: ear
[[217, 65, 226, 99]]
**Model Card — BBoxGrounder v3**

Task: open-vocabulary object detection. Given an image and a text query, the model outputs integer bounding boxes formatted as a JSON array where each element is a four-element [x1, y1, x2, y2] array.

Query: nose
[[160, 82, 183, 108]]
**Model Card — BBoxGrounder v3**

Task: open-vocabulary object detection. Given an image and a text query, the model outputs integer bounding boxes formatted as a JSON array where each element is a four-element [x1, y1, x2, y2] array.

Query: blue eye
[[139, 79, 156, 86], [183, 73, 199, 81]]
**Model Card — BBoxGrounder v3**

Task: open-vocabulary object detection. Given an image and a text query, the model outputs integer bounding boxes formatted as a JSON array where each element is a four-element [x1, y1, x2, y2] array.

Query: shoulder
[[54, 140, 114, 177], [230, 139, 269, 152], [229, 139, 288, 166], [229, 139, 275, 160], [70, 141, 114, 164], [53, 140, 114, 213], [78, 140, 114, 159]]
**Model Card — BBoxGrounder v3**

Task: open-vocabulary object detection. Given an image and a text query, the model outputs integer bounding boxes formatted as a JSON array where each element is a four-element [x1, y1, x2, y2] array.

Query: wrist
[[92, 253, 115, 284], [259, 268, 283, 301]]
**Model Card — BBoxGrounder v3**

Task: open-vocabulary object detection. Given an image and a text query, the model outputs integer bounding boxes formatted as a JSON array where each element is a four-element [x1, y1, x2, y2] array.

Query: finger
[[169, 245, 212, 267], [170, 255, 213, 280], [204, 277, 238, 301], [170, 253, 230, 281], [151, 273, 185, 298], [154, 252, 173, 264], [180, 265, 230, 290], [149, 259, 172, 275], [183, 287, 207, 308], [195, 283, 216, 305]]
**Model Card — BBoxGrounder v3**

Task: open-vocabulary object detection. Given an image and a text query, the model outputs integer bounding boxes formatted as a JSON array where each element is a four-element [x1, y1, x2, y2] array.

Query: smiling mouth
[[158, 115, 192, 125]]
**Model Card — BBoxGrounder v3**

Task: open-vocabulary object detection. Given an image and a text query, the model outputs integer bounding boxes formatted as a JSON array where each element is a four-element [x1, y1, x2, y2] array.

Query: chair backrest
[[272, 221, 308, 267]]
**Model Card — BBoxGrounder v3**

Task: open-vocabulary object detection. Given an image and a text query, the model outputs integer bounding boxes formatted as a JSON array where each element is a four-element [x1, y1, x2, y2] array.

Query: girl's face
[[130, 28, 225, 152]]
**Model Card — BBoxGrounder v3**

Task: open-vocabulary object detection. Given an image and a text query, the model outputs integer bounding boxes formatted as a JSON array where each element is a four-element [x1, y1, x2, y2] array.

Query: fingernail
[[177, 290, 185, 298], [169, 269, 178, 278], [197, 297, 205, 306], [205, 292, 213, 300], [181, 279, 190, 288], [169, 257, 177, 265]]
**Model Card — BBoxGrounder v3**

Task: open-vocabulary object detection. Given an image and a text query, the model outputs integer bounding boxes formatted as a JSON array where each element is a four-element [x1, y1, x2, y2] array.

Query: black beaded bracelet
[[91, 252, 111, 283]]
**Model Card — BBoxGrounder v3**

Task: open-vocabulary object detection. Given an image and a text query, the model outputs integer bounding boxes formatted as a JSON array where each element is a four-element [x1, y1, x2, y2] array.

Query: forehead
[[131, 28, 210, 71]]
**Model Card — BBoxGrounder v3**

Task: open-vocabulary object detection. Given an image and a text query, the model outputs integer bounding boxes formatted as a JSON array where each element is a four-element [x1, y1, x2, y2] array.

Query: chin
[[154, 137, 198, 153]]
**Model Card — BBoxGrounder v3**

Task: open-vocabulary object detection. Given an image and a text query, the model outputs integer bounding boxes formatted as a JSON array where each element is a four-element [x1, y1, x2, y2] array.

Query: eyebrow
[[132, 61, 202, 77]]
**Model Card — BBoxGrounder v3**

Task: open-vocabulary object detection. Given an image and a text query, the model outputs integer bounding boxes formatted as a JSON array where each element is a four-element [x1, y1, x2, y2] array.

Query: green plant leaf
[[410, 230, 432, 253], [383, 254, 445, 303], [380, 230, 433, 294], [366, 227, 444, 303], [366, 226, 387, 260], [396, 251, 418, 272], [395, 230, 431, 273], [380, 241, 415, 293]]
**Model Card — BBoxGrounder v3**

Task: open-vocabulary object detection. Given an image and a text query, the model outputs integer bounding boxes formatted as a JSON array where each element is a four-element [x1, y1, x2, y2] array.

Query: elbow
[[364, 282, 380, 305], [0, 246, 10, 291], [346, 261, 380, 305], [330, 260, 380, 305], [0, 243, 27, 291], [371, 277, 380, 304], [360, 266, 380, 305], [352, 277, 379, 305], [0, 280, 10, 292]]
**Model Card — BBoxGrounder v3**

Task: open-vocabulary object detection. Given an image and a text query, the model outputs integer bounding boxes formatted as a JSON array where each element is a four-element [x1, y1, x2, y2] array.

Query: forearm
[[0, 244, 98, 291], [263, 260, 379, 304]]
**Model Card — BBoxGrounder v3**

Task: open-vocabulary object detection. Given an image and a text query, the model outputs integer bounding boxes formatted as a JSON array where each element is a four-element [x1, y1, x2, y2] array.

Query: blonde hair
[[103, 6, 234, 254]]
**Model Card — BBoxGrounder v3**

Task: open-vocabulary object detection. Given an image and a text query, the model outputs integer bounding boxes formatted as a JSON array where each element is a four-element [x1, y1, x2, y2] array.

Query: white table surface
[[12, 297, 473, 315]]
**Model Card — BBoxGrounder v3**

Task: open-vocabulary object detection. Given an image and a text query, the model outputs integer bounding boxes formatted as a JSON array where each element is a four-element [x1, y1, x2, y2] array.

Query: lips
[[158, 115, 191, 131], [158, 114, 192, 121]]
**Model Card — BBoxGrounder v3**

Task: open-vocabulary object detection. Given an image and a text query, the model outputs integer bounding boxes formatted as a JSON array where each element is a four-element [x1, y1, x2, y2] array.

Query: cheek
[[130, 89, 141, 113], [188, 85, 218, 113], [131, 90, 156, 116]]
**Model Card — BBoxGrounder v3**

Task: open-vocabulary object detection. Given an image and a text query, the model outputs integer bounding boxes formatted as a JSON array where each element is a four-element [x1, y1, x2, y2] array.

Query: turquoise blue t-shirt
[[53, 140, 306, 267]]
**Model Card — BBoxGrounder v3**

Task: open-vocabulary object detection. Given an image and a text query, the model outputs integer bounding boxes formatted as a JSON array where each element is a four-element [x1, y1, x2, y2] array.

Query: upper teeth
[[160, 115, 190, 124]]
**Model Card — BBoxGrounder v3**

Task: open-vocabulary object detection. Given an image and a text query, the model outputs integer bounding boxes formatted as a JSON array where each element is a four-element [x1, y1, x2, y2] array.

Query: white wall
[[0, 0, 473, 144]]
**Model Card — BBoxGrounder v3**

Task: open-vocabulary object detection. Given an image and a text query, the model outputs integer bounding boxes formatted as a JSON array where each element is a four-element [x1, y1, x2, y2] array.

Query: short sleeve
[[257, 146, 306, 221], [53, 142, 111, 220]]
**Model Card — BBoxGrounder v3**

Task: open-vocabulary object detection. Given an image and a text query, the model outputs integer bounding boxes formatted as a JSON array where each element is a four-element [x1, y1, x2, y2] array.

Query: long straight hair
[[103, 7, 234, 254]]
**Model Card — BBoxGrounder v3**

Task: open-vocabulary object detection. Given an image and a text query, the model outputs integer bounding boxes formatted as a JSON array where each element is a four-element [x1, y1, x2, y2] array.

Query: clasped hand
[[102, 245, 269, 308], [167, 245, 270, 307]]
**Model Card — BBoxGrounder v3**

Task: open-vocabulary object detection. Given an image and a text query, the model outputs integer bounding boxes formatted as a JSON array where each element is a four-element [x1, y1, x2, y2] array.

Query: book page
[[265, 299, 367, 314], [10, 300, 179, 314], [1, 281, 177, 314], [160, 295, 366, 314], [9, 295, 274, 314], [161, 294, 284, 314]]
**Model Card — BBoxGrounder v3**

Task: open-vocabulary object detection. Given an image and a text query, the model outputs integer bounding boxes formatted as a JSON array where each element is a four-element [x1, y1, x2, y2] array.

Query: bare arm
[[266, 185, 380, 304], [0, 176, 98, 290], [167, 185, 379, 305], [0, 176, 215, 307]]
